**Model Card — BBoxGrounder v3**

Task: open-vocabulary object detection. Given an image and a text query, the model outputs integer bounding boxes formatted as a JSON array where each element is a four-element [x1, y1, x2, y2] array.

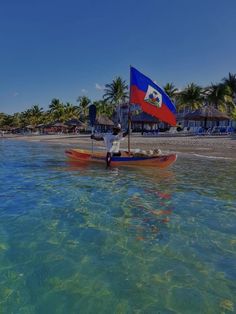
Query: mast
[[128, 66, 132, 154]]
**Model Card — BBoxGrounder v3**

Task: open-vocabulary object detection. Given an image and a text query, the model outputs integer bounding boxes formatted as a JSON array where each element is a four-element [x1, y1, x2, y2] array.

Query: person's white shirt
[[103, 132, 124, 153]]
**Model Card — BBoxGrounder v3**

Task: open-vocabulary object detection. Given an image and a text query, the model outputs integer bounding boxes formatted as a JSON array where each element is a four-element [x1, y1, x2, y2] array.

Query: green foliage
[[93, 100, 114, 118], [206, 83, 234, 112], [0, 112, 23, 128], [1, 72, 236, 129], [18, 105, 44, 127], [229, 106, 236, 119], [163, 82, 178, 101], [0, 112, 8, 127], [222, 72, 236, 96], [177, 83, 204, 111], [64, 102, 80, 120], [103, 77, 128, 105], [77, 96, 91, 121], [49, 98, 64, 122]]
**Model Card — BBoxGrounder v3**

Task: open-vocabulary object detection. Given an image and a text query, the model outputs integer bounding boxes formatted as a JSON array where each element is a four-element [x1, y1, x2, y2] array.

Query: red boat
[[65, 148, 177, 168]]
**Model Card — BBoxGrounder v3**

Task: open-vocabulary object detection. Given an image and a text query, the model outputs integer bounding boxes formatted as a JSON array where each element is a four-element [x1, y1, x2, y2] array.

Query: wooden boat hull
[[65, 149, 177, 168]]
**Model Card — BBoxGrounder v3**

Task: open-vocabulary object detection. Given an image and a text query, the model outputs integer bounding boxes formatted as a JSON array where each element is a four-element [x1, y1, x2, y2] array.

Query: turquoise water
[[0, 140, 236, 314]]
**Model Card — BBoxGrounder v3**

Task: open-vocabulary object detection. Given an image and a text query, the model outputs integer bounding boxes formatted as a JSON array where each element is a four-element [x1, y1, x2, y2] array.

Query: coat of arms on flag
[[144, 85, 162, 108]]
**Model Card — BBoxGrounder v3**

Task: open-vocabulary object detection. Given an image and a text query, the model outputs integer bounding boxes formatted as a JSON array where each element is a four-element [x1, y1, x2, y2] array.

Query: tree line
[[0, 73, 236, 129]]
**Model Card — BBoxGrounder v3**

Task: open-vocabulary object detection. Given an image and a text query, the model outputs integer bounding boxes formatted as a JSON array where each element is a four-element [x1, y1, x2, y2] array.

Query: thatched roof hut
[[95, 115, 114, 126], [52, 122, 68, 128], [131, 112, 159, 134], [184, 106, 230, 121], [65, 119, 85, 127], [95, 115, 114, 132], [184, 106, 230, 128], [131, 112, 159, 123]]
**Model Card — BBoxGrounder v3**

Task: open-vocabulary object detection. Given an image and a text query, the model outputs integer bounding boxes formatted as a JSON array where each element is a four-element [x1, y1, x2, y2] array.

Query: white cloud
[[13, 92, 19, 97], [95, 83, 104, 91], [81, 89, 88, 94]]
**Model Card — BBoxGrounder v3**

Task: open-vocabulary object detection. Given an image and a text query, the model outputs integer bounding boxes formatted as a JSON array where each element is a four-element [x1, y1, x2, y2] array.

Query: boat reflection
[[118, 168, 176, 243], [65, 160, 91, 170], [128, 187, 174, 242], [65, 159, 176, 243]]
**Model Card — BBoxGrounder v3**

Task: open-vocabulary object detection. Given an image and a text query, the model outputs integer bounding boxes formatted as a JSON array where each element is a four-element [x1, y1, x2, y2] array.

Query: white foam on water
[[175, 151, 234, 160], [192, 153, 233, 160]]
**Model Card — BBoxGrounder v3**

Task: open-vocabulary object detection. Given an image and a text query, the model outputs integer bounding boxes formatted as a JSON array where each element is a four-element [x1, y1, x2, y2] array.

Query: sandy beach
[[3, 133, 236, 160]]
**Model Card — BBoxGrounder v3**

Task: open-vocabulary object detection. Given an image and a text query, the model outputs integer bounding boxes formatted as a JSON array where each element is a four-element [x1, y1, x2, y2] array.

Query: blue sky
[[1, 0, 236, 114]]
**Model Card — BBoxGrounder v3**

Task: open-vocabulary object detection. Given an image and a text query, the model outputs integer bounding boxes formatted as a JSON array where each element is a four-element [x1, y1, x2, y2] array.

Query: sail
[[130, 67, 176, 126]]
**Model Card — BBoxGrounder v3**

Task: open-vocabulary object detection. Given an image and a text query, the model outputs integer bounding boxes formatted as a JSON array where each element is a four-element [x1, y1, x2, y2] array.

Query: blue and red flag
[[130, 67, 176, 126]]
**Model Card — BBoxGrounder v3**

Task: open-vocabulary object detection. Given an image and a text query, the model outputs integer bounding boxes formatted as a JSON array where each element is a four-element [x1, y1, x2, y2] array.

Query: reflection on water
[[0, 140, 236, 313], [63, 162, 176, 245]]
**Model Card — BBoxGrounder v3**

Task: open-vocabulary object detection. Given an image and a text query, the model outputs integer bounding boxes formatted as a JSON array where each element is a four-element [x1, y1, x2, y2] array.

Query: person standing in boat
[[91, 123, 129, 166]]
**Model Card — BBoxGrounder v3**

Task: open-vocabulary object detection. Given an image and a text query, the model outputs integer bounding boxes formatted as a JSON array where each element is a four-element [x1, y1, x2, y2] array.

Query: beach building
[[131, 112, 159, 134], [113, 104, 166, 134], [177, 107, 232, 129], [95, 115, 114, 132], [112, 103, 129, 130]]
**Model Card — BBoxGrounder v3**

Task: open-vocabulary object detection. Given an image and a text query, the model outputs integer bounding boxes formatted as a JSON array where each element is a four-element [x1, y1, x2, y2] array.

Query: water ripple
[[0, 140, 235, 313]]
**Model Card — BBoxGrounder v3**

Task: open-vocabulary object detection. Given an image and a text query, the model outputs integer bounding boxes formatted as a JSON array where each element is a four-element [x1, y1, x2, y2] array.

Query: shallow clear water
[[0, 140, 236, 314]]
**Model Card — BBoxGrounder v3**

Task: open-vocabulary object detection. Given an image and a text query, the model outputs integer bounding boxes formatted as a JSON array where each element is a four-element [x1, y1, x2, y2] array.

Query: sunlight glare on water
[[0, 140, 236, 313]]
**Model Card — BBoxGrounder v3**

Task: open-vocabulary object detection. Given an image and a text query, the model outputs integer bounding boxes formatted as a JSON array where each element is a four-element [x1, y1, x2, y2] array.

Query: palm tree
[[0, 113, 16, 129], [64, 102, 80, 120], [29, 105, 44, 126], [230, 106, 236, 120], [77, 96, 91, 120], [163, 83, 178, 102], [206, 83, 234, 112], [177, 83, 204, 112], [19, 105, 43, 127], [1, 114, 14, 129], [21, 109, 32, 127], [103, 77, 128, 123], [103, 77, 128, 105], [42, 110, 52, 125], [11, 112, 22, 128], [222, 72, 236, 99], [93, 100, 114, 118], [0, 112, 7, 128], [49, 98, 64, 121]]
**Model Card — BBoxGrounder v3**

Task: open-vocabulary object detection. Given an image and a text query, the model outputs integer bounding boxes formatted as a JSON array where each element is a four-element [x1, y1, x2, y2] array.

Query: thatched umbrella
[[36, 123, 46, 128], [1, 125, 12, 131], [95, 115, 114, 126], [184, 106, 230, 128], [65, 119, 87, 132], [65, 119, 84, 127], [131, 112, 159, 134], [53, 122, 68, 128], [131, 112, 159, 123], [95, 115, 114, 132]]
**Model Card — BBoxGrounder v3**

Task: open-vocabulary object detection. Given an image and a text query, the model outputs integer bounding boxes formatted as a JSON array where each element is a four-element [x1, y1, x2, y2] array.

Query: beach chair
[[208, 127, 216, 135], [187, 127, 195, 134], [144, 130, 159, 136], [219, 127, 227, 135], [167, 127, 177, 134], [226, 126, 234, 134], [195, 127, 204, 135], [181, 127, 188, 134], [206, 127, 213, 135]]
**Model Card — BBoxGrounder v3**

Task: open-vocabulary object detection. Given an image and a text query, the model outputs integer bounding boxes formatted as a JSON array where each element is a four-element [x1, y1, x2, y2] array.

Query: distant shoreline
[[2, 133, 236, 160]]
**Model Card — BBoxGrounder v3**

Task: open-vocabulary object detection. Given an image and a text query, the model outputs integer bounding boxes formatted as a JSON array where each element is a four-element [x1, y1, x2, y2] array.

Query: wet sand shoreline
[[2, 133, 236, 160]]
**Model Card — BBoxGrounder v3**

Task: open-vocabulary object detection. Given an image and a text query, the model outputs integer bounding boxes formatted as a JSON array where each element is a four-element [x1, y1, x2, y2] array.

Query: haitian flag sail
[[130, 67, 176, 126]]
